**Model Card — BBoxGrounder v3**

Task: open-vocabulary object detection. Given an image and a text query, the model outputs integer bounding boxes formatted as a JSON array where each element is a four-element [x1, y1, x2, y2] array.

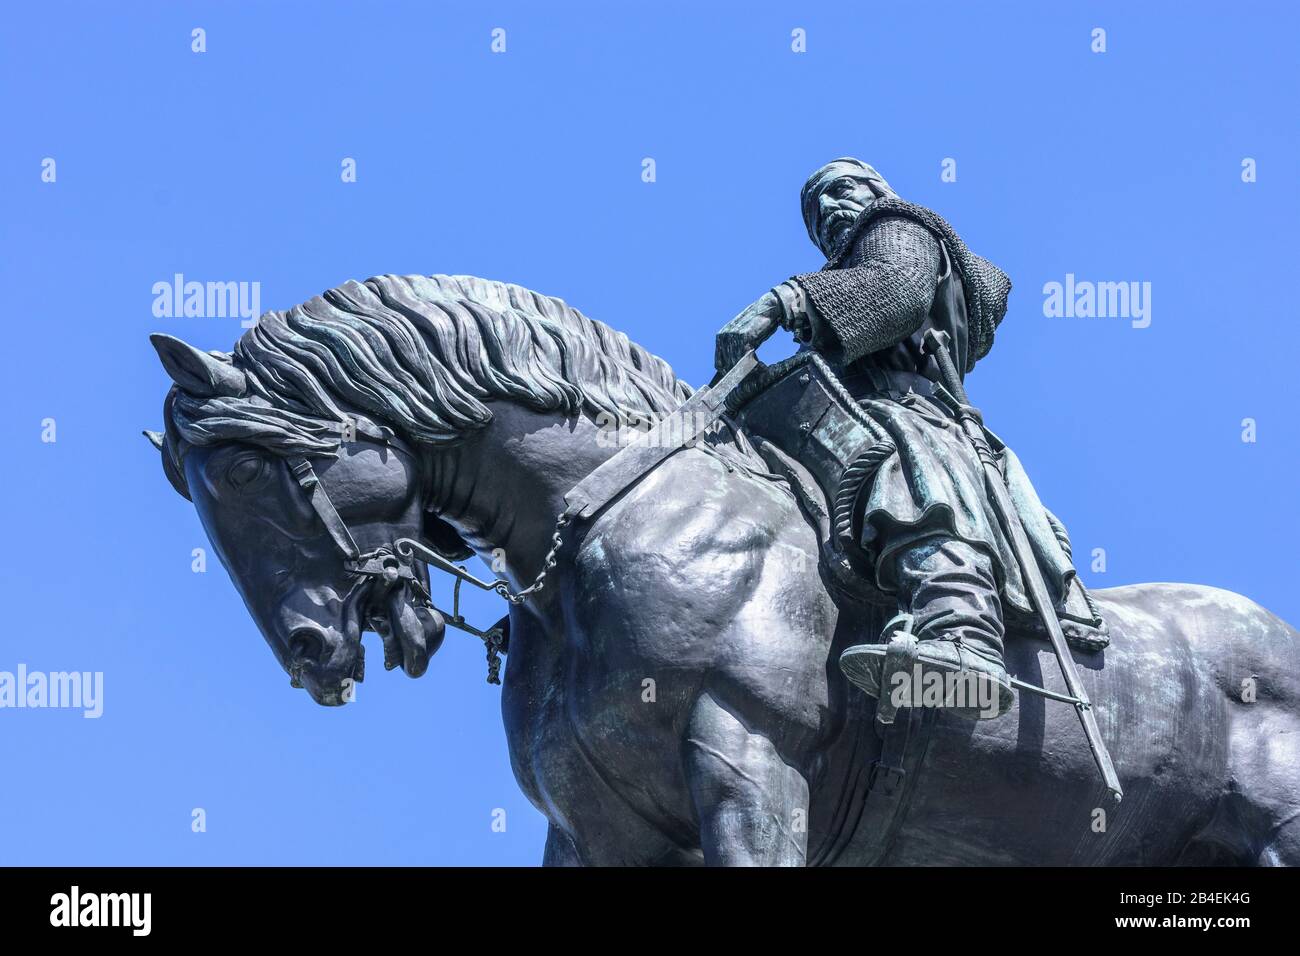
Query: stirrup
[[840, 613, 1015, 721], [873, 614, 919, 729]]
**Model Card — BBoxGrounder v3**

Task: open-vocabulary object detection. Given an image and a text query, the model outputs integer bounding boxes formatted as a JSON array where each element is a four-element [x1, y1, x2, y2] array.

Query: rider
[[716, 158, 1058, 719]]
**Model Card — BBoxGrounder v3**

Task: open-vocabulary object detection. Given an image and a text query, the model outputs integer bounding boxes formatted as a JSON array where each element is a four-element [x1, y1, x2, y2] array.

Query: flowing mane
[[158, 273, 764, 497]]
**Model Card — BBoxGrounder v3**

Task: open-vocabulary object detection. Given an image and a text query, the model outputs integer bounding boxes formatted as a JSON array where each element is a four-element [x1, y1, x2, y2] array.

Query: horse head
[[144, 274, 694, 706], [145, 331, 468, 704]]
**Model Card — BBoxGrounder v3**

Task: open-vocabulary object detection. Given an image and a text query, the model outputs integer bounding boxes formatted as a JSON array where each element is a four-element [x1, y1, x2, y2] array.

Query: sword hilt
[[921, 329, 999, 466], [921, 329, 970, 405]]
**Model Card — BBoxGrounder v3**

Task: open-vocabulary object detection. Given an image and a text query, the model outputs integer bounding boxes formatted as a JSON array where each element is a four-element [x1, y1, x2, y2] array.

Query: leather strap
[[288, 457, 361, 560], [871, 703, 914, 797], [826, 612, 937, 866], [564, 350, 760, 520]]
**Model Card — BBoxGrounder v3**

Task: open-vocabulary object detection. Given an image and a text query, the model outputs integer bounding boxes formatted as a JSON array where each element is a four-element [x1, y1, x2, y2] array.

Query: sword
[[564, 350, 761, 520], [921, 329, 1123, 803]]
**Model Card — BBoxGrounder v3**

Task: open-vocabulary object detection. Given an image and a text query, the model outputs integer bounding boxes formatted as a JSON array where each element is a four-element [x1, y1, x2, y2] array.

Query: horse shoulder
[[567, 447, 836, 736], [570, 448, 816, 633]]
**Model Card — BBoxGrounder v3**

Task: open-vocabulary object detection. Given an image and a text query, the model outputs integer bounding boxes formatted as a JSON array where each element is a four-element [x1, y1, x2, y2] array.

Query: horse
[[145, 273, 1300, 866]]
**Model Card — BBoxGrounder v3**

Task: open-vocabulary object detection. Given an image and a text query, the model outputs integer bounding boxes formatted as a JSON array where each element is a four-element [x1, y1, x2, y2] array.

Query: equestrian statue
[[144, 160, 1300, 866]]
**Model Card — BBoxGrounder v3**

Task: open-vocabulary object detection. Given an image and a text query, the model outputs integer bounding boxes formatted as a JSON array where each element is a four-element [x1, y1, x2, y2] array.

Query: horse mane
[[161, 273, 770, 492]]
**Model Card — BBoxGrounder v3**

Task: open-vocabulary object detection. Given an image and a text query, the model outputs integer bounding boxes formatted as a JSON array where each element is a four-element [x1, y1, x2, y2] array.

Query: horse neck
[[426, 403, 616, 611]]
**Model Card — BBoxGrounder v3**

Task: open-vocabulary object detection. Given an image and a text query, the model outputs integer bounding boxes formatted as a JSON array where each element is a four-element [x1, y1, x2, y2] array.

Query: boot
[[839, 537, 1014, 720]]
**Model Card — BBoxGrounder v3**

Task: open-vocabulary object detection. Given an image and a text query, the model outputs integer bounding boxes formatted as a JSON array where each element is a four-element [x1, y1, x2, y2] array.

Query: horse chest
[[500, 632, 622, 823], [500, 632, 694, 863]]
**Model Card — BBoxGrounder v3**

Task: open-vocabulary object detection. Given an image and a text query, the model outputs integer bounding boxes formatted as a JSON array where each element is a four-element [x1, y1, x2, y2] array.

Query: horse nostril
[[288, 628, 326, 664]]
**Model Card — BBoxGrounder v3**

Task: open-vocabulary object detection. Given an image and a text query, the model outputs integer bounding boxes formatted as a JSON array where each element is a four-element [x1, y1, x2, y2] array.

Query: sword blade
[[980, 460, 1123, 802], [921, 329, 1122, 801]]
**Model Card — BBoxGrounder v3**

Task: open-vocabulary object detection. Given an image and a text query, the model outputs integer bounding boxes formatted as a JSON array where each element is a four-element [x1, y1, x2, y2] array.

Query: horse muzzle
[[285, 621, 365, 706]]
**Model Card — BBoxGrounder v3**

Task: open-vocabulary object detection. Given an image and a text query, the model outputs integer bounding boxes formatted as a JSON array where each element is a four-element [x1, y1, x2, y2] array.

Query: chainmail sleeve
[[790, 216, 942, 365]]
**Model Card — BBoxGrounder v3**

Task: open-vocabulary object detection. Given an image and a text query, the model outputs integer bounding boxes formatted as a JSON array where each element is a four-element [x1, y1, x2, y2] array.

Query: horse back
[[876, 583, 1299, 865]]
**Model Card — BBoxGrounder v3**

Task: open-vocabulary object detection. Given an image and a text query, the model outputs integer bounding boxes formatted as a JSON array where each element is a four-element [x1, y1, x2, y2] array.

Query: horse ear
[[143, 429, 164, 451], [150, 333, 247, 397]]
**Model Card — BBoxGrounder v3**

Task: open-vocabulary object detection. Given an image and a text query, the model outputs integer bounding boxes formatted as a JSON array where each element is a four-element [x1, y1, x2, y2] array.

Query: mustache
[[825, 208, 859, 229], [819, 209, 861, 251]]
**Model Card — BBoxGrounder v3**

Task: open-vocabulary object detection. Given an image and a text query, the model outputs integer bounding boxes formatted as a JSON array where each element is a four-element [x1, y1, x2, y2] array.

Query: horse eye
[[227, 455, 268, 490]]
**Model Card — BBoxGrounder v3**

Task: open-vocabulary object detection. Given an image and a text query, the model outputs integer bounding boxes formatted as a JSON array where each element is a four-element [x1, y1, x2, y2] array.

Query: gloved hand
[[715, 291, 782, 374]]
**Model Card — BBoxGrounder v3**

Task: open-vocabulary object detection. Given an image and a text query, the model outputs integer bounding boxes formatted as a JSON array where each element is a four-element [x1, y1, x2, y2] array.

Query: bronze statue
[[722, 157, 1062, 718], [145, 191, 1300, 865]]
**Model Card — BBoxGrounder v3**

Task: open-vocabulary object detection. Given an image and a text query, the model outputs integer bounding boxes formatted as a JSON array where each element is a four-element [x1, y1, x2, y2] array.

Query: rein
[[285, 351, 760, 684], [286, 452, 570, 684]]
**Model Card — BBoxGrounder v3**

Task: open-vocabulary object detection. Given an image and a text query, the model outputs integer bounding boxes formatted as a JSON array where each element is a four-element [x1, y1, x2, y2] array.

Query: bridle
[[284, 452, 570, 684], [281, 351, 758, 685]]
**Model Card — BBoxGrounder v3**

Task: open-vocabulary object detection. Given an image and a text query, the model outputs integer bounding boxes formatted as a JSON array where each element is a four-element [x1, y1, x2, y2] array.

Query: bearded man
[[716, 158, 1080, 719]]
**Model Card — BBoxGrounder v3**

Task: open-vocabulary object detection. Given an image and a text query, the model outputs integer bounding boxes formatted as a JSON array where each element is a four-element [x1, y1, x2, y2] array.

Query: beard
[[820, 209, 861, 256]]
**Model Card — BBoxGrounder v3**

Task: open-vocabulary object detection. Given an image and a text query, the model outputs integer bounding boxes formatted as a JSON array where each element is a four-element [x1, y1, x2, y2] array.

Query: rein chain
[[291, 444, 575, 684], [289, 352, 757, 685]]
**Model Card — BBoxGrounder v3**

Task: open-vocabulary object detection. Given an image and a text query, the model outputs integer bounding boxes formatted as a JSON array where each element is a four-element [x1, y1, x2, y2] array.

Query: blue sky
[[1, 1, 1296, 865]]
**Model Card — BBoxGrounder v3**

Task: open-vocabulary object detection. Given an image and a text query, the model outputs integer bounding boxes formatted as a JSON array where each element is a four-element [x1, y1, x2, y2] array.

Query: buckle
[[289, 458, 318, 489], [346, 550, 415, 585]]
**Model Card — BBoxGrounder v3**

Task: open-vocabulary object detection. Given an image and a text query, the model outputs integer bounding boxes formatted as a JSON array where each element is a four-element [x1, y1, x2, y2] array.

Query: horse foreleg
[[683, 692, 809, 866]]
